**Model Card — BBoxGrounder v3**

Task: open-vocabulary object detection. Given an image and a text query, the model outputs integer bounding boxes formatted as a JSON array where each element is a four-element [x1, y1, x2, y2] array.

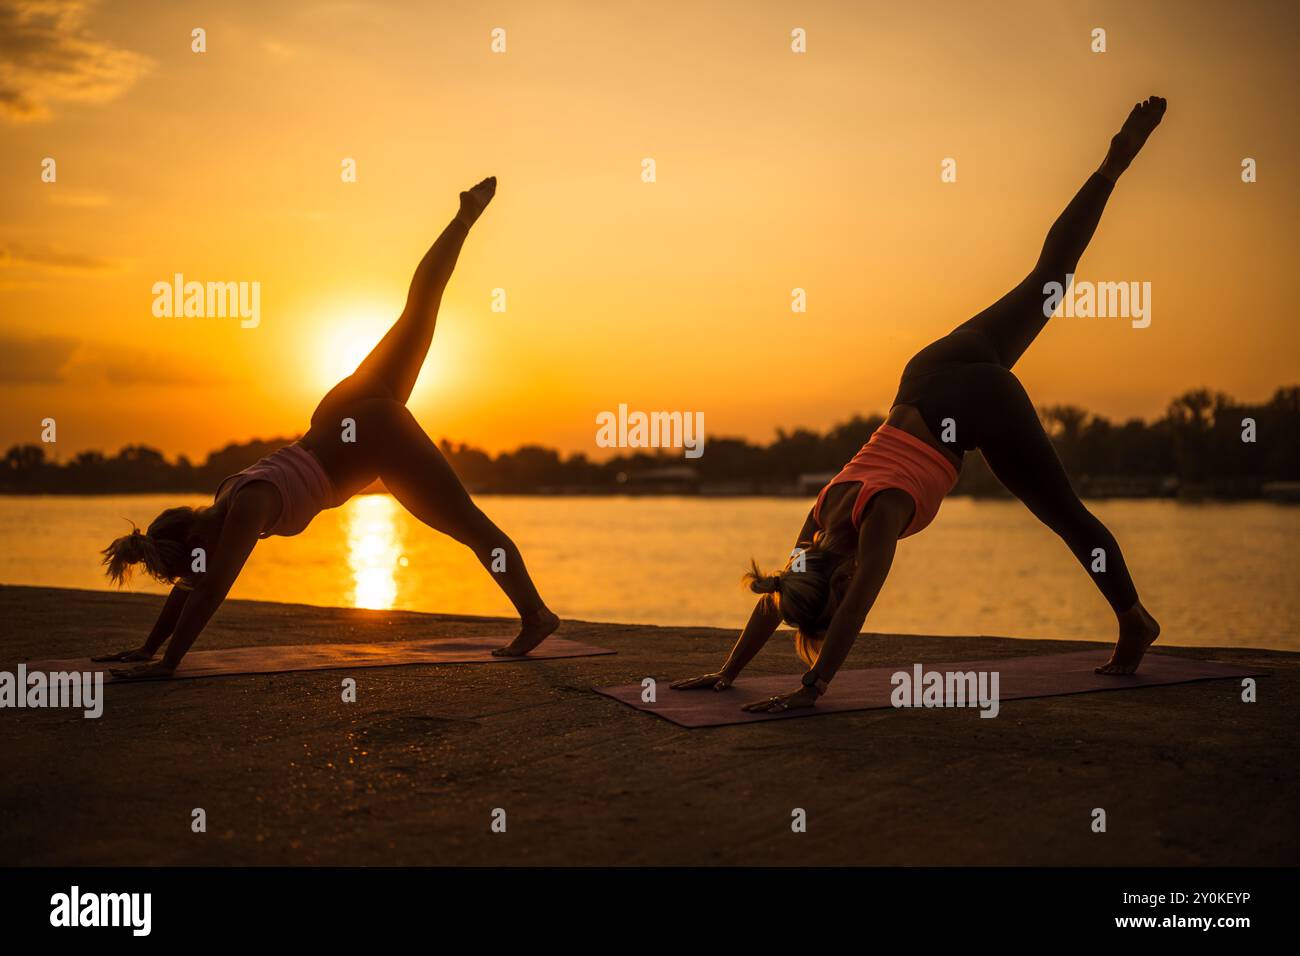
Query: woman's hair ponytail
[[101, 508, 202, 586], [743, 559, 783, 596], [743, 532, 852, 635]]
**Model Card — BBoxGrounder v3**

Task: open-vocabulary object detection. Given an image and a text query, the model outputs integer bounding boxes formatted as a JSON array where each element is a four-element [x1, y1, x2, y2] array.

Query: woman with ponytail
[[94, 177, 559, 679], [672, 99, 1169, 712]]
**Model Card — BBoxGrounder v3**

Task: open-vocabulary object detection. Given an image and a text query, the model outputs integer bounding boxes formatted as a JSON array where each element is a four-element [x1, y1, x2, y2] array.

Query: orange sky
[[2, 0, 1298, 461]]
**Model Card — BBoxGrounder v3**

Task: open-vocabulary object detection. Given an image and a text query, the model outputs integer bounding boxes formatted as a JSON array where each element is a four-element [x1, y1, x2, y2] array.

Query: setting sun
[[306, 300, 476, 410], [316, 312, 388, 391]]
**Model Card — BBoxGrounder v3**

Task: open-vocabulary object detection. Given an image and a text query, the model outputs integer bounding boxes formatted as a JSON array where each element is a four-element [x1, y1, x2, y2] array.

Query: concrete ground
[[1, 584, 1295, 866]]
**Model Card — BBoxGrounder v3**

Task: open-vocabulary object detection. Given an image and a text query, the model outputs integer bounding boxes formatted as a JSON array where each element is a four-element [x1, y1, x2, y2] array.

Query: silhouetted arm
[[720, 509, 822, 678], [807, 493, 912, 684], [91, 585, 189, 663], [158, 516, 261, 669], [721, 596, 783, 679], [671, 594, 781, 691], [671, 509, 818, 690], [144, 586, 190, 654], [109, 492, 271, 679], [741, 491, 912, 712]]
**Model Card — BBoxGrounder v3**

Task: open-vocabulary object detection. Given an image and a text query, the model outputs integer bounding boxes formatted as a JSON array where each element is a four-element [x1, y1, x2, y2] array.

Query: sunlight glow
[[310, 303, 468, 403], [345, 494, 405, 610], [317, 313, 389, 391]]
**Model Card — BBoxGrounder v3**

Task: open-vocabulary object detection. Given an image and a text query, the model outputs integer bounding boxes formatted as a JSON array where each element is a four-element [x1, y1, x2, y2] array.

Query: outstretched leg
[[353, 398, 559, 655], [967, 365, 1160, 673], [305, 178, 499, 498], [955, 96, 1167, 370], [347, 177, 497, 406]]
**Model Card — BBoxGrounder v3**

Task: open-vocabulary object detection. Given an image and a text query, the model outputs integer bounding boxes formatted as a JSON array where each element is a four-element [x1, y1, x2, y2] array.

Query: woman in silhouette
[[673, 98, 1168, 712], [97, 178, 560, 678]]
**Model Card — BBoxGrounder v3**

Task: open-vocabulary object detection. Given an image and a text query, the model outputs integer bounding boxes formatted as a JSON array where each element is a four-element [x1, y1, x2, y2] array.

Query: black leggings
[[893, 172, 1139, 613]]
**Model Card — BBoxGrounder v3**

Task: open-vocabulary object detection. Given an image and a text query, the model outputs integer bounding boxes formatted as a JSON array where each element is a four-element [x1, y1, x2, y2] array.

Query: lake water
[[1, 495, 1296, 651]]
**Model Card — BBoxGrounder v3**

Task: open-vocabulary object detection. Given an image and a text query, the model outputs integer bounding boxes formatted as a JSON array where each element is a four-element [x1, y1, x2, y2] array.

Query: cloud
[[0, 334, 227, 386], [0, 333, 78, 382], [47, 188, 111, 208], [69, 343, 229, 386], [261, 38, 295, 60], [0, 0, 154, 123], [0, 241, 115, 272]]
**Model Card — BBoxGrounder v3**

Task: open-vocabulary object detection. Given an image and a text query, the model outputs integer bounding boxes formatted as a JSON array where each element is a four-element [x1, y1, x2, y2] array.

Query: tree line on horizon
[[3, 386, 1298, 500]]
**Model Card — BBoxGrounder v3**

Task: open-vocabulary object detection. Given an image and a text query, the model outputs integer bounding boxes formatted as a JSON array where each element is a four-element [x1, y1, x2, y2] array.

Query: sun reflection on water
[[345, 494, 405, 609]]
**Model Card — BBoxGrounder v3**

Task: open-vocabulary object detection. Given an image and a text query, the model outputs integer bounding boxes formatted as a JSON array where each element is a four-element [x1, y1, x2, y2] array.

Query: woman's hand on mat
[[108, 661, 176, 681], [741, 686, 819, 713], [670, 672, 733, 691], [91, 646, 154, 663]]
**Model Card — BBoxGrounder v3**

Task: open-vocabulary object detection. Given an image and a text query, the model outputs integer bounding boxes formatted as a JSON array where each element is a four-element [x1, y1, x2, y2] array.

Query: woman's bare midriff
[[887, 403, 964, 470]]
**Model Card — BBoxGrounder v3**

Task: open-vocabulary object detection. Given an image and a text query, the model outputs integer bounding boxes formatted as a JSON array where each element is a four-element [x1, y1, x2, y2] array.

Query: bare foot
[[1101, 96, 1167, 179], [492, 608, 560, 657], [1095, 602, 1161, 675], [456, 176, 496, 227]]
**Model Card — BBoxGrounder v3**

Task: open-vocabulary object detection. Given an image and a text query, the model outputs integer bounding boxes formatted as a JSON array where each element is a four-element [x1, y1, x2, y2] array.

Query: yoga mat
[[25, 635, 613, 683], [595, 649, 1263, 728]]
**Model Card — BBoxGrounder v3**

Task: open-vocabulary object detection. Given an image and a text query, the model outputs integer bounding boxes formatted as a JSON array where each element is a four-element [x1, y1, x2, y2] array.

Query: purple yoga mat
[[594, 649, 1262, 728], [25, 635, 613, 683]]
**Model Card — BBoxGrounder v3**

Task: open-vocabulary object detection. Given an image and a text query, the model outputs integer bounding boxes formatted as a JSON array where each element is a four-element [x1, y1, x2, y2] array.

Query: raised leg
[[954, 97, 1166, 370], [968, 366, 1160, 672], [348, 176, 497, 405], [304, 178, 498, 493]]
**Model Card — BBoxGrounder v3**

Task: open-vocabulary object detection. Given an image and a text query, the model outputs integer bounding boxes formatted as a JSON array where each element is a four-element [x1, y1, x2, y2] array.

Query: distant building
[[797, 472, 836, 495], [622, 465, 699, 494], [1262, 481, 1300, 503]]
